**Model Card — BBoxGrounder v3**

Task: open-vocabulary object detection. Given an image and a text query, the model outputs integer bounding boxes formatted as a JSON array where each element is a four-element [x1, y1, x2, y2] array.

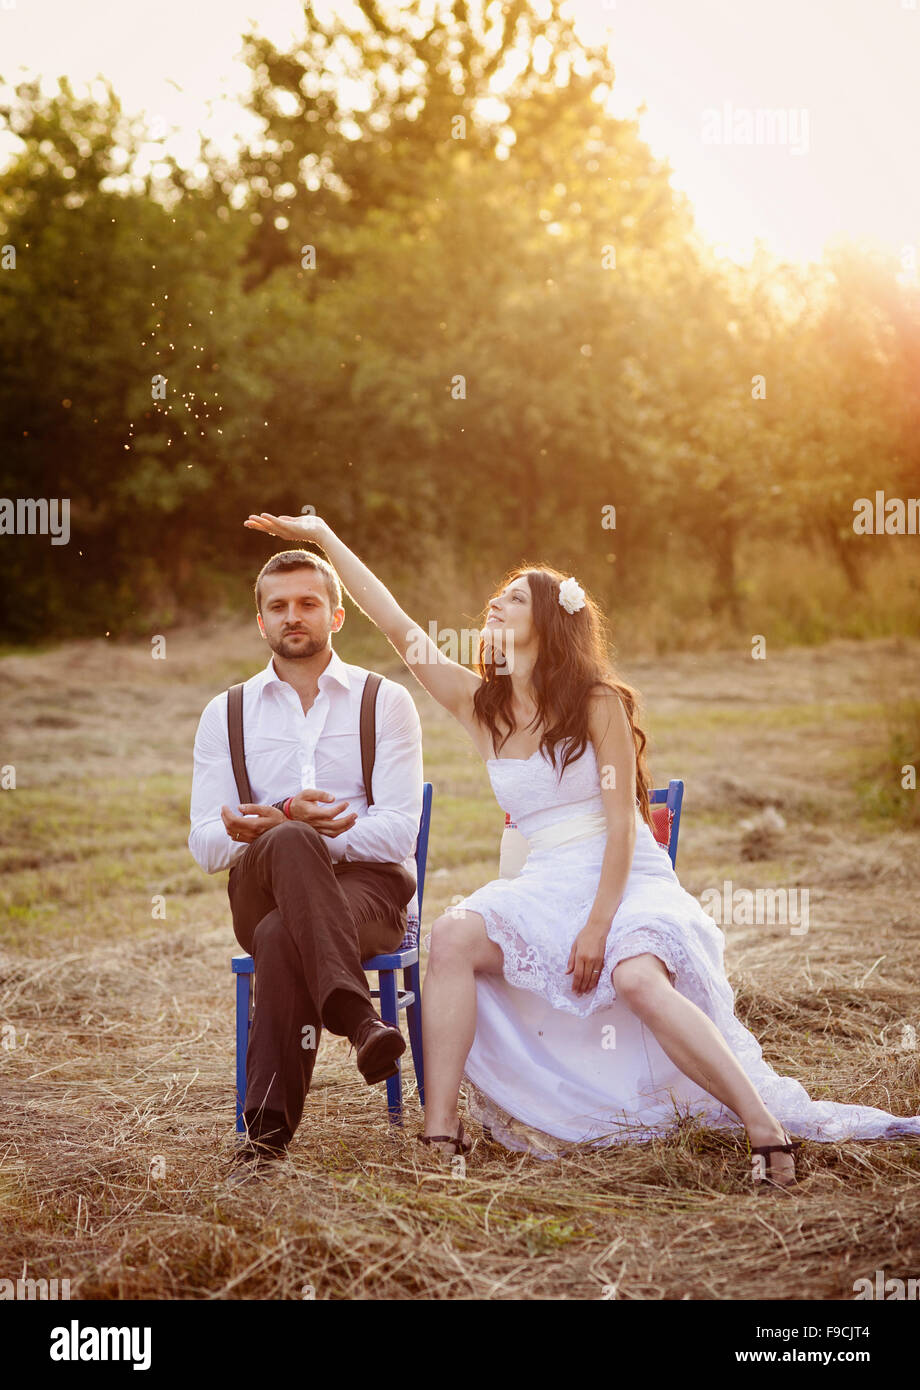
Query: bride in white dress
[[244, 511, 920, 1190]]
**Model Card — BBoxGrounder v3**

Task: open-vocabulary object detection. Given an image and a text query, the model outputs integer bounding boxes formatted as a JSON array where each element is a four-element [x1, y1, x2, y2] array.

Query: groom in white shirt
[[189, 550, 423, 1178]]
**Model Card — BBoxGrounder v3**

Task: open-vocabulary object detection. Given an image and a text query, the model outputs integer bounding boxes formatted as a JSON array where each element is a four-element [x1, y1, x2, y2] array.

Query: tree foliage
[[0, 3, 917, 645]]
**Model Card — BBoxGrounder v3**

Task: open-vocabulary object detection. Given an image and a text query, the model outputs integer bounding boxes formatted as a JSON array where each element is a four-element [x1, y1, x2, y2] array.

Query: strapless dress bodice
[[486, 743, 641, 844]]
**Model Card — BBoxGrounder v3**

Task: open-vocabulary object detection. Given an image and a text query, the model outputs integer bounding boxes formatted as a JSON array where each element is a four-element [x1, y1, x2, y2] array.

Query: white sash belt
[[525, 811, 608, 852]]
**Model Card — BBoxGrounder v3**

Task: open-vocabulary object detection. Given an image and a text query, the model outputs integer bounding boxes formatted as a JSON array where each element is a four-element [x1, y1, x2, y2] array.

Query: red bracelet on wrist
[[283, 797, 294, 819]]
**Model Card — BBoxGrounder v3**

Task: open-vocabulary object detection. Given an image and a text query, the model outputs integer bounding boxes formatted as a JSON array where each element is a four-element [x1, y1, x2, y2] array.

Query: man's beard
[[269, 630, 327, 660]]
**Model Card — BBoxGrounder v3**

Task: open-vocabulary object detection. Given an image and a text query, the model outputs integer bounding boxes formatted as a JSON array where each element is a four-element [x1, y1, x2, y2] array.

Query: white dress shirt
[[189, 647, 424, 917]]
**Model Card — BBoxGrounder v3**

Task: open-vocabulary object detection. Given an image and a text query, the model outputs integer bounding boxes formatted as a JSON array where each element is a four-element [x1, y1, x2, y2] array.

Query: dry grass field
[[1, 619, 919, 1300]]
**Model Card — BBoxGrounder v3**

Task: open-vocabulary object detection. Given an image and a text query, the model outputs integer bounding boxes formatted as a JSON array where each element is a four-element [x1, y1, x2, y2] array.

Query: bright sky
[[0, 0, 918, 269]]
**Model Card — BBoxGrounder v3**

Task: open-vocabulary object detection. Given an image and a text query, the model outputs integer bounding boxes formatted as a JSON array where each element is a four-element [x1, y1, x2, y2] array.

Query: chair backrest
[[648, 780, 684, 868], [413, 782, 433, 919]]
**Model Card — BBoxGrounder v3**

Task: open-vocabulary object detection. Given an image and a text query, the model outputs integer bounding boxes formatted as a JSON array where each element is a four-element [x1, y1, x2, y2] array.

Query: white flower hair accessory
[[558, 577, 586, 614]]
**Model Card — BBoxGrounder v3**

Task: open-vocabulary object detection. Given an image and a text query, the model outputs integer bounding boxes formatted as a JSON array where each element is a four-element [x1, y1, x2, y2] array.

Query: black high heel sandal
[[417, 1120, 473, 1157], [751, 1130, 803, 1194]]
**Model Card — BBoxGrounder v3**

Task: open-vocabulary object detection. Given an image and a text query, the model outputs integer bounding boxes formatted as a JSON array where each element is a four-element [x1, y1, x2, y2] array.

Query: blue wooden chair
[[232, 781, 432, 1129], [648, 779, 684, 867]]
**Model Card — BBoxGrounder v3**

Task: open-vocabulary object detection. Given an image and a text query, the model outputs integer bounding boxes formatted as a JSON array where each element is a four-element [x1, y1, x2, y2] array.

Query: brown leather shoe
[[353, 1017, 406, 1085], [225, 1138, 288, 1188]]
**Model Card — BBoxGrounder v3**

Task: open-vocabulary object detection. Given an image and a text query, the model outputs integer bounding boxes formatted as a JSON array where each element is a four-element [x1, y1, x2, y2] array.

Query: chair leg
[[404, 961, 425, 1108], [376, 969, 403, 1125], [234, 969, 251, 1135]]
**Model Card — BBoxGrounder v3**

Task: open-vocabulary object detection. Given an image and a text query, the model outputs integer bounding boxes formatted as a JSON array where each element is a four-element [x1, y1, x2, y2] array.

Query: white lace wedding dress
[[448, 742, 920, 1157]]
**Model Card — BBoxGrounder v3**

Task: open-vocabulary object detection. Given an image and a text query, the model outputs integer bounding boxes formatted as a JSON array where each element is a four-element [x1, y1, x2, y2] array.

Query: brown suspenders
[[226, 682, 253, 805], [225, 670, 382, 808], [358, 672, 382, 808]]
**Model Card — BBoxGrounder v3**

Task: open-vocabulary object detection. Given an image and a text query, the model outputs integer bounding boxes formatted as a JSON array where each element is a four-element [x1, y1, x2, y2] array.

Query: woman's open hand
[[566, 919, 611, 995], [244, 512, 330, 545]]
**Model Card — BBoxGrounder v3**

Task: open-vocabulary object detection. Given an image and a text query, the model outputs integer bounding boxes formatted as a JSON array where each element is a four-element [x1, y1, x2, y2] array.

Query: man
[[189, 549, 423, 1182]]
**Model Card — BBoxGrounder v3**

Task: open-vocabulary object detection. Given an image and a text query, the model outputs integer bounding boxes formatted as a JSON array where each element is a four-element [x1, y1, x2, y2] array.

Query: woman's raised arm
[[244, 512, 481, 719]]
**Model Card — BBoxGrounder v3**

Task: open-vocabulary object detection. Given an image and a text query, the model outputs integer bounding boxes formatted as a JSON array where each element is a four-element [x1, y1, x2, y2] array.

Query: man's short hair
[[254, 550, 343, 615]]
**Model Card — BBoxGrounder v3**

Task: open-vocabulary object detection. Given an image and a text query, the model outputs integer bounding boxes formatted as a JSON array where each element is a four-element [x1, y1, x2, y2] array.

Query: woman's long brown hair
[[471, 564, 655, 834]]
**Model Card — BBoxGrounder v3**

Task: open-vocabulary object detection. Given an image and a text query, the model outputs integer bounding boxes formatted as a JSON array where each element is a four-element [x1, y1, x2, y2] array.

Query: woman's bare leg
[[612, 954, 796, 1184], [422, 909, 504, 1140]]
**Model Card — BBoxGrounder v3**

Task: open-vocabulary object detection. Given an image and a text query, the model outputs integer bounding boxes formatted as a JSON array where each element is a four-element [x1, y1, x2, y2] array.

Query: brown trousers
[[228, 820, 416, 1147]]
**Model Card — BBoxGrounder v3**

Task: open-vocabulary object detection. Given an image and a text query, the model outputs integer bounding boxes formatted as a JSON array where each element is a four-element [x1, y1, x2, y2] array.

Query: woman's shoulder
[[586, 682, 633, 737]]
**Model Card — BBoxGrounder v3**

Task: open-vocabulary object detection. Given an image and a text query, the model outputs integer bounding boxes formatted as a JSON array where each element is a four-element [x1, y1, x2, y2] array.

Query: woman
[[244, 511, 920, 1189]]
